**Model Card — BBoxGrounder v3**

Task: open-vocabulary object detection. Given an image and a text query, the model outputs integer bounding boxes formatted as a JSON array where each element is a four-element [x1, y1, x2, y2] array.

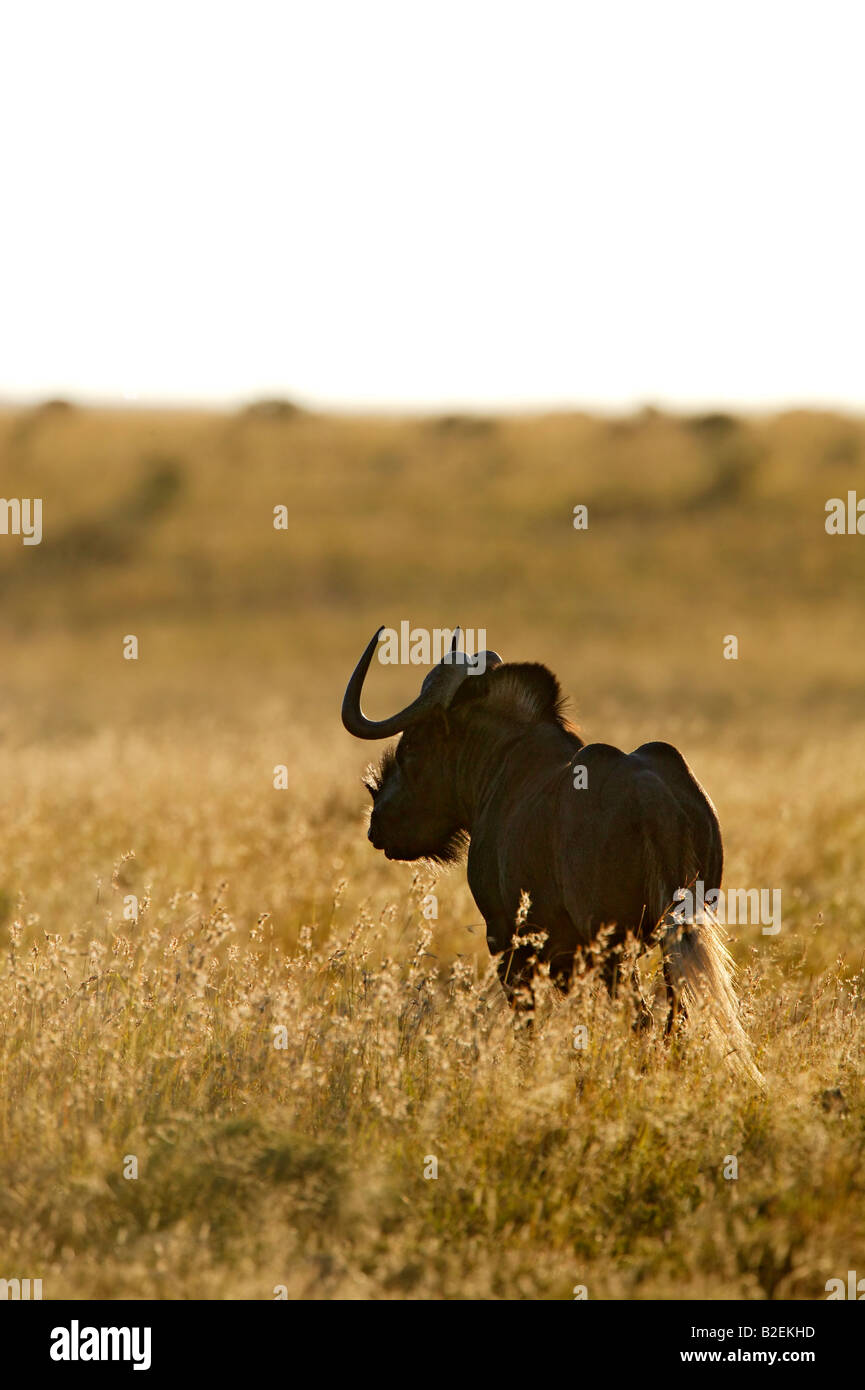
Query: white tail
[[661, 908, 764, 1087]]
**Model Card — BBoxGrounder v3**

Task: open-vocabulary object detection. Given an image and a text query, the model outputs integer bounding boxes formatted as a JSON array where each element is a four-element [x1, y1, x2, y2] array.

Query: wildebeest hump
[[476, 739, 720, 960]]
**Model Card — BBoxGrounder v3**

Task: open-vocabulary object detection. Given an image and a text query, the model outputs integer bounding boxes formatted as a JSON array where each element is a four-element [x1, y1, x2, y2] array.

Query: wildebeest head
[[341, 627, 570, 862]]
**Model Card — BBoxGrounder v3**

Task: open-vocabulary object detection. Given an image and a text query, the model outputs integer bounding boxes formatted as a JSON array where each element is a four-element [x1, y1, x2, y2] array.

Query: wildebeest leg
[[662, 956, 686, 1036], [497, 941, 536, 1020], [548, 952, 575, 995], [629, 964, 654, 1032], [600, 953, 653, 1031]]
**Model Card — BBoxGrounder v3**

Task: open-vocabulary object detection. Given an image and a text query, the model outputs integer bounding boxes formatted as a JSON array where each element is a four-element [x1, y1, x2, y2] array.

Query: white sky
[[1, 1, 863, 411]]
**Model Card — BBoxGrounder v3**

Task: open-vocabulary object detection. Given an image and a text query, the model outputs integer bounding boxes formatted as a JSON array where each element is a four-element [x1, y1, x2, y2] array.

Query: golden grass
[[0, 401, 863, 1298]]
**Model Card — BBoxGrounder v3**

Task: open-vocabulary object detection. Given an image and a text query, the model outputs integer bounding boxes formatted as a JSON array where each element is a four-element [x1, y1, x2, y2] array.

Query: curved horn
[[441, 626, 462, 664], [341, 628, 504, 740], [341, 627, 449, 740], [471, 650, 503, 672]]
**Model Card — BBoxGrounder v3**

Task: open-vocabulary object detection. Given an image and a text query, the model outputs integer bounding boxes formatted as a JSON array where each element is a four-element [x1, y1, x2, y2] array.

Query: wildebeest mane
[[454, 662, 582, 740]]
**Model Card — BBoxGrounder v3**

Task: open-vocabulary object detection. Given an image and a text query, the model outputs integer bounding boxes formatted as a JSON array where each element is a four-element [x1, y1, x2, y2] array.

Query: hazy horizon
[[4, 391, 865, 420]]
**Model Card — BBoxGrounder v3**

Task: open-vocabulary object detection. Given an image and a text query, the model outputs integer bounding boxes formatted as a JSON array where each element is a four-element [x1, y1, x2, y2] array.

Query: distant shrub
[[116, 457, 185, 523], [684, 411, 741, 440], [683, 413, 762, 511], [24, 458, 185, 574], [241, 398, 305, 421]]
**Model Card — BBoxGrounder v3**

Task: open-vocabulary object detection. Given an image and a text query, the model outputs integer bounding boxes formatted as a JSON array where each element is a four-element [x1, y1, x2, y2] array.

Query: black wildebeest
[[342, 627, 758, 1075]]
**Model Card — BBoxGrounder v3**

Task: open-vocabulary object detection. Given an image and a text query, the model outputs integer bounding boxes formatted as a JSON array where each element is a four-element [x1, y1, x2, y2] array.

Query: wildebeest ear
[[452, 663, 566, 725]]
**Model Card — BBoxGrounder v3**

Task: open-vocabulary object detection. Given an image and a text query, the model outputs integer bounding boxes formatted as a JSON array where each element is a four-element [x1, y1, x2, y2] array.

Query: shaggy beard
[[423, 828, 468, 867]]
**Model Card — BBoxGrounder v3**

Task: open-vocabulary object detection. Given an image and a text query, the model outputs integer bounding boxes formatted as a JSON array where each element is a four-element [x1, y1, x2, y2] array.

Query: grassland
[[0, 400, 864, 1298]]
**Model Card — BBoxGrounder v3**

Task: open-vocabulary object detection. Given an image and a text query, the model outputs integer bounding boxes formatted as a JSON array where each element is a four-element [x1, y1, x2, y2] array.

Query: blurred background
[[1, 401, 863, 977]]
